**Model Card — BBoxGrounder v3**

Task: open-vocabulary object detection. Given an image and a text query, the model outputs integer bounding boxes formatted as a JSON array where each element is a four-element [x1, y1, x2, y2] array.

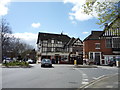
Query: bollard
[[74, 60, 77, 66]]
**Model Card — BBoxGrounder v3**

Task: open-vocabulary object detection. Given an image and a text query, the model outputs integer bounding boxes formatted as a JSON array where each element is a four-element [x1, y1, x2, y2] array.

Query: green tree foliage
[[83, 0, 120, 26]]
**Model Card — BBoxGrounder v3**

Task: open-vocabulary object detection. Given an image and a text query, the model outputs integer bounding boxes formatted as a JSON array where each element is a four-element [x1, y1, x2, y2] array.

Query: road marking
[[92, 77, 98, 80], [79, 74, 118, 89], [82, 81, 89, 84], [82, 78, 89, 84], [106, 85, 113, 88], [83, 79, 89, 81], [74, 68, 89, 85], [82, 74, 88, 78], [98, 66, 118, 70]]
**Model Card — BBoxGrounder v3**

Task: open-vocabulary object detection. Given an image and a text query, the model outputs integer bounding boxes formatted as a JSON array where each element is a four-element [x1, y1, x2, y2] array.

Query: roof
[[100, 17, 120, 37], [37, 32, 71, 44], [83, 31, 103, 41], [66, 37, 76, 46], [66, 37, 83, 47]]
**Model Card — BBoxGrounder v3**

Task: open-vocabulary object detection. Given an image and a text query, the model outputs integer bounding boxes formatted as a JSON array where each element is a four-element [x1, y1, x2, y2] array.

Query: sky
[[0, 0, 107, 49]]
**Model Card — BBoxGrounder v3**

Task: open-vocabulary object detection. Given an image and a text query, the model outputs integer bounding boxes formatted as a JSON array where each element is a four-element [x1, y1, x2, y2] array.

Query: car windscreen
[[42, 59, 51, 63]]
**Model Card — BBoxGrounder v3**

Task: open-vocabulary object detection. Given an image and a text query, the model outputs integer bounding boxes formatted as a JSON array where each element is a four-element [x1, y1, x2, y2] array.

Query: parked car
[[108, 57, 120, 66], [26, 59, 34, 64], [3, 58, 13, 63], [59, 60, 69, 64], [108, 58, 116, 66], [41, 59, 52, 67], [38, 60, 41, 63]]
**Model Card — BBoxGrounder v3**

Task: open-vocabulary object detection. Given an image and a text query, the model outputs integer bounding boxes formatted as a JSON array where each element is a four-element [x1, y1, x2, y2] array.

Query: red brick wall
[[84, 40, 101, 52], [100, 39, 113, 55], [83, 39, 113, 58]]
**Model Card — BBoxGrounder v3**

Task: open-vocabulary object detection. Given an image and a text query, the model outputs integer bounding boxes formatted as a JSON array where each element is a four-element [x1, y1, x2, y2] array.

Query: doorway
[[95, 53, 100, 65], [89, 52, 101, 65]]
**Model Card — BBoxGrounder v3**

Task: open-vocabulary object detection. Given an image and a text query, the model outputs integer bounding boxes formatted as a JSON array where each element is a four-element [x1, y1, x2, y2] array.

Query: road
[[2, 64, 118, 89]]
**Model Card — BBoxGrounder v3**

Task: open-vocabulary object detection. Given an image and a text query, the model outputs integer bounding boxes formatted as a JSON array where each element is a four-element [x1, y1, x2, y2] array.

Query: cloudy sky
[[1, 0, 106, 49]]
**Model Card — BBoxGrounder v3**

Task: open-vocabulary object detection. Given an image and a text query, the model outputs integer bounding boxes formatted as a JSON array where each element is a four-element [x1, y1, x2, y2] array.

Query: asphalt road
[[2, 64, 118, 89]]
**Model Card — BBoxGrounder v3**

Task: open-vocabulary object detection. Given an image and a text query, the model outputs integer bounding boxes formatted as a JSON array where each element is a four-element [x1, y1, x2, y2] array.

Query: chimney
[[104, 23, 108, 29], [61, 31, 63, 35]]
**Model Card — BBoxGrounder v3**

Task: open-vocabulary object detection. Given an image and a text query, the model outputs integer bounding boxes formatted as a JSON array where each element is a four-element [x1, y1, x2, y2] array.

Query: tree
[[83, 0, 120, 26], [0, 18, 12, 59], [0, 18, 34, 60]]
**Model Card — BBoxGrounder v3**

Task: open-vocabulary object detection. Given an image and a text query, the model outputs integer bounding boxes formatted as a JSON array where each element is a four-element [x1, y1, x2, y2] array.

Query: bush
[[2, 61, 29, 67]]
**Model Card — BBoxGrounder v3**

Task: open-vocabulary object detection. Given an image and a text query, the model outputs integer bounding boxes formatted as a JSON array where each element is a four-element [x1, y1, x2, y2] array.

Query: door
[[95, 53, 100, 65], [55, 56, 61, 64], [55, 56, 59, 64]]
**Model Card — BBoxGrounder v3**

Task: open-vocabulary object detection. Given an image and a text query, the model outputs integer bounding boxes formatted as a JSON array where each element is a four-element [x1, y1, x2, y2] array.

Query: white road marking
[[82, 74, 88, 78], [106, 85, 113, 88], [82, 81, 89, 84], [83, 79, 89, 81], [98, 66, 118, 70], [74, 68, 89, 85], [92, 77, 98, 80]]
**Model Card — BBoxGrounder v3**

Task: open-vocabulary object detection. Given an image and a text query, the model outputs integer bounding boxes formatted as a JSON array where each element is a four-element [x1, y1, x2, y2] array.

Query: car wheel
[[50, 65, 52, 67], [41, 65, 44, 67]]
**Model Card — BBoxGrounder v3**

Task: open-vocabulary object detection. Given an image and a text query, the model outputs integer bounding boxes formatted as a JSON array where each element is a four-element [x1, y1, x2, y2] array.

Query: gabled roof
[[71, 38, 83, 45], [66, 38, 83, 46], [37, 32, 71, 44], [100, 17, 120, 37], [83, 31, 103, 41], [66, 37, 76, 46]]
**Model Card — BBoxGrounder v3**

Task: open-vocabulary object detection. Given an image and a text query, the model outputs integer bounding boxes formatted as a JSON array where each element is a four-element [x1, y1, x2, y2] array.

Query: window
[[51, 48, 54, 52], [70, 48, 72, 52], [43, 40, 47, 43], [95, 43, 100, 49], [58, 41, 62, 44], [90, 52, 93, 59], [112, 38, 120, 48], [48, 43, 52, 47], [42, 48, 47, 52], [55, 48, 61, 52], [47, 48, 51, 52], [106, 38, 112, 48], [74, 40, 82, 45], [51, 40, 54, 43], [42, 40, 47, 47]]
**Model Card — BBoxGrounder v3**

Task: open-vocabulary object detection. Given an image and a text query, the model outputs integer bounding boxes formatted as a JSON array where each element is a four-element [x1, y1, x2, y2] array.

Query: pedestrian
[[83, 59, 86, 65], [86, 59, 88, 65]]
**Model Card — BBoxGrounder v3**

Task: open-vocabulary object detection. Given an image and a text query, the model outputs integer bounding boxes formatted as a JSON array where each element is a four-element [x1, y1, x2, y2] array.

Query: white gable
[[73, 39, 82, 45]]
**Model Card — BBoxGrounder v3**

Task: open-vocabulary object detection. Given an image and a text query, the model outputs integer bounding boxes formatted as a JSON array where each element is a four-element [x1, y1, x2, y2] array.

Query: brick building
[[83, 31, 104, 65], [100, 17, 120, 65], [83, 17, 120, 65]]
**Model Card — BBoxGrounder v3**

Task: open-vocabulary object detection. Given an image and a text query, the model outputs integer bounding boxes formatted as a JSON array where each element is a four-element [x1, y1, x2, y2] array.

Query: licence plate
[[45, 64, 49, 66]]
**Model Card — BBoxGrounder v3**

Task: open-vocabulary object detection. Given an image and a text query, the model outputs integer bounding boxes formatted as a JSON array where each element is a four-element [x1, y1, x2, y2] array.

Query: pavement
[[78, 74, 119, 90], [74, 65, 97, 68]]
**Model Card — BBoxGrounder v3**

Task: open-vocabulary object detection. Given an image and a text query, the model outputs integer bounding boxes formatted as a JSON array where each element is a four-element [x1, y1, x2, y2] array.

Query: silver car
[[41, 59, 52, 67]]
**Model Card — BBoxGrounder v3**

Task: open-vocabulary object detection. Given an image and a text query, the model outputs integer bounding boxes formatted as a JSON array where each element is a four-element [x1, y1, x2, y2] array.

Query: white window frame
[[89, 52, 102, 64]]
